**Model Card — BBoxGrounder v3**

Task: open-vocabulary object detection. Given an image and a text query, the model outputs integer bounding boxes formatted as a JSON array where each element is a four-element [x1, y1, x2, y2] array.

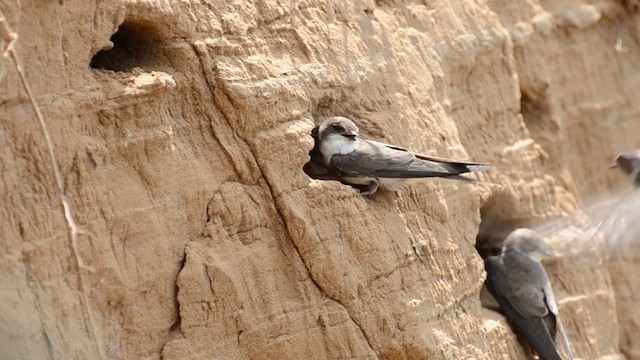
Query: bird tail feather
[[555, 316, 575, 360]]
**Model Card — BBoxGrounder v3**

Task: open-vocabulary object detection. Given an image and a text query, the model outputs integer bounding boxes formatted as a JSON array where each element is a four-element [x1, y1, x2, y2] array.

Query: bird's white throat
[[320, 133, 356, 163], [525, 251, 544, 263]]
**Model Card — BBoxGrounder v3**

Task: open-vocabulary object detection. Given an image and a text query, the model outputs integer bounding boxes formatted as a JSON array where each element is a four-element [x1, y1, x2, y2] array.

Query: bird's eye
[[331, 124, 344, 131]]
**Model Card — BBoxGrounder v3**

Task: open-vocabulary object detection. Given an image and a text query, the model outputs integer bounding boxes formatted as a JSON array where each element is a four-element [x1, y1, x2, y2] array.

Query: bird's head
[[318, 117, 359, 141], [610, 150, 640, 175], [503, 228, 553, 262]]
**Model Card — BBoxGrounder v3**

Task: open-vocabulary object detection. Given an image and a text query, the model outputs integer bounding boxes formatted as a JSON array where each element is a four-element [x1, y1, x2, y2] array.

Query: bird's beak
[[342, 133, 357, 140], [609, 163, 618, 169], [542, 248, 555, 258]]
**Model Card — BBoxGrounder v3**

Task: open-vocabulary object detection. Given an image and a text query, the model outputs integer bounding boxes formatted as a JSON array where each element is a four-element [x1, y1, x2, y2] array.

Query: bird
[[484, 228, 574, 360], [610, 149, 640, 188], [304, 116, 490, 195]]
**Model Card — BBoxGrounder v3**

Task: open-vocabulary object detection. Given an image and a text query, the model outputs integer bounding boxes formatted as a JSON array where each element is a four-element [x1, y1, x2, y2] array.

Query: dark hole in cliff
[[90, 20, 163, 71], [519, 85, 559, 170], [521, 90, 548, 135], [475, 196, 533, 260], [476, 195, 541, 311], [302, 125, 324, 178]]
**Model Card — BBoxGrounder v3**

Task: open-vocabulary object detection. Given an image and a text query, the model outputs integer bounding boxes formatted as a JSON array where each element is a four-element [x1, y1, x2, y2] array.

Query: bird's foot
[[359, 180, 379, 196]]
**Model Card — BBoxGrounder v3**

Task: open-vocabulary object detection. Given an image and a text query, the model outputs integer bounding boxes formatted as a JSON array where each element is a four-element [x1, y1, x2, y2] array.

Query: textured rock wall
[[1, 0, 638, 359]]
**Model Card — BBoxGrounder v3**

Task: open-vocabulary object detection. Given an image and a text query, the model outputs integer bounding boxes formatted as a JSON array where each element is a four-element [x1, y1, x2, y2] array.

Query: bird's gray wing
[[543, 277, 575, 360], [331, 140, 483, 178], [366, 140, 491, 169], [496, 257, 550, 320], [492, 257, 550, 318], [485, 257, 562, 360]]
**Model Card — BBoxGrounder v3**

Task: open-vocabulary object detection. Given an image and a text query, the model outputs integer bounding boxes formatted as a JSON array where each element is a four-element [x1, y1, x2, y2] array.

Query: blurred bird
[[610, 149, 640, 188], [484, 228, 574, 360], [304, 116, 490, 195]]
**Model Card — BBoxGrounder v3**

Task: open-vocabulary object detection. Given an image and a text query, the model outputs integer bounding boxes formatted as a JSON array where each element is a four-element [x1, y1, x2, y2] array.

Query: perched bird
[[610, 149, 640, 188], [484, 228, 574, 360], [304, 116, 490, 195]]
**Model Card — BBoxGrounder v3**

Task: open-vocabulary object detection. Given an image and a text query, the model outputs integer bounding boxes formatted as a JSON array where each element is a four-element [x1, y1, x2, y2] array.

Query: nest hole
[[475, 196, 538, 312], [90, 20, 164, 72], [475, 196, 534, 260]]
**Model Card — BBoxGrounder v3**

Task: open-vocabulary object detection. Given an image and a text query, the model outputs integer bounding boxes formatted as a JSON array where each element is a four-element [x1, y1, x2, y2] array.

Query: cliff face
[[1, 0, 638, 359]]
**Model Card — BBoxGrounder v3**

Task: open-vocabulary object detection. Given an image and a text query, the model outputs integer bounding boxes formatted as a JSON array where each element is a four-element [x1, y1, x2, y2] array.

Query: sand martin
[[484, 228, 574, 360], [306, 116, 490, 195], [610, 149, 640, 188]]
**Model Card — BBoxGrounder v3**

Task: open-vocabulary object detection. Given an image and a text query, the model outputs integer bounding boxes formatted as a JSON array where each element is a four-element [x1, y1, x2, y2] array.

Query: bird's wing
[[485, 257, 562, 360], [541, 273, 558, 316], [331, 139, 484, 178], [366, 140, 491, 169], [543, 278, 575, 360], [501, 259, 550, 319]]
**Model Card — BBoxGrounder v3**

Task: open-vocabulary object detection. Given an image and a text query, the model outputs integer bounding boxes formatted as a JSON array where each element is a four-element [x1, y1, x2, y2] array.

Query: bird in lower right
[[610, 149, 640, 188], [484, 228, 574, 360]]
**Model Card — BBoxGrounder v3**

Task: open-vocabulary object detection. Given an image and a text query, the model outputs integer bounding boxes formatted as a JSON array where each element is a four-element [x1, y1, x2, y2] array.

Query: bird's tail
[[444, 173, 497, 186], [433, 161, 492, 180], [555, 316, 575, 360], [465, 164, 492, 173], [414, 153, 491, 173]]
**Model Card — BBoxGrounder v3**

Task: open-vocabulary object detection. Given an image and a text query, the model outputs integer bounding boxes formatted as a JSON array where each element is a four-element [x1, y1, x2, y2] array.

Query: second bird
[[484, 228, 574, 360], [610, 149, 640, 188], [311, 116, 490, 195]]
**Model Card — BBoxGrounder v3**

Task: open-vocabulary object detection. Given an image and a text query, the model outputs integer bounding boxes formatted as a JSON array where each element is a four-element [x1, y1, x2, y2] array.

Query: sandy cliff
[[1, 0, 639, 359]]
